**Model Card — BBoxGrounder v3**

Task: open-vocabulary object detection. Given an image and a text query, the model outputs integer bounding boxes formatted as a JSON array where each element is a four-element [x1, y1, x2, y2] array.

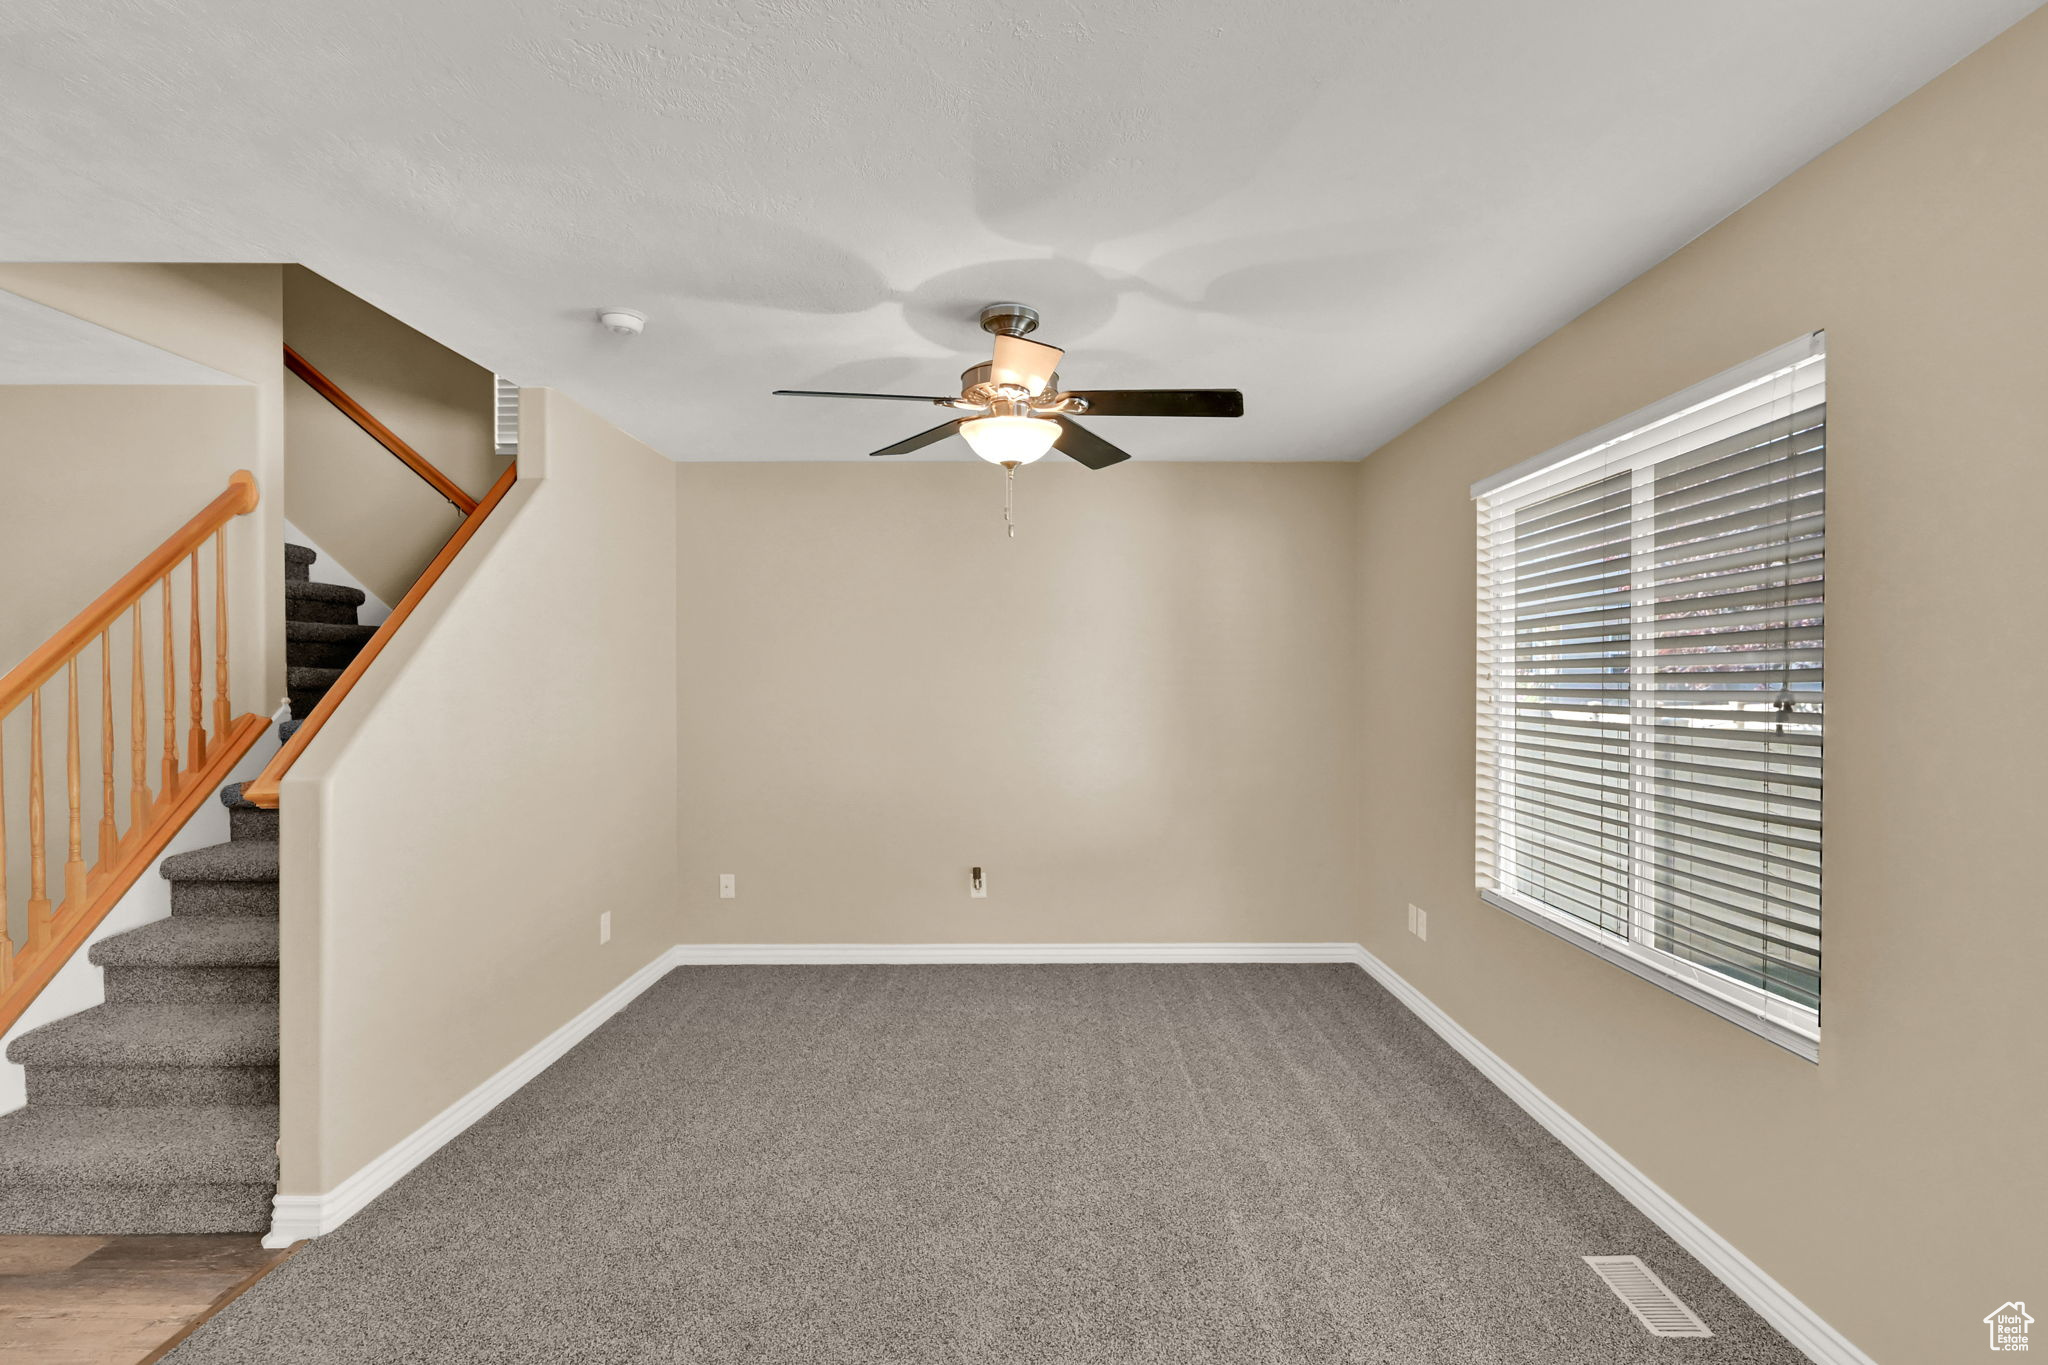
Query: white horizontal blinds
[[493, 376, 520, 457], [1476, 335, 1824, 1027], [1494, 470, 1634, 937], [1640, 398, 1824, 1011]]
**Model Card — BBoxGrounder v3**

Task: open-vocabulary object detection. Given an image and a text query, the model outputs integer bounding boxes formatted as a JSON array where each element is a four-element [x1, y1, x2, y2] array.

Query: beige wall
[[0, 264, 286, 709], [0, 384, 262, 951], [277, 389, 677, 1192], [0, 385, 254, 679], [283, 266, 506, 605], [676, 462, 1363, 944], [1349, 11, 2048, 1362]]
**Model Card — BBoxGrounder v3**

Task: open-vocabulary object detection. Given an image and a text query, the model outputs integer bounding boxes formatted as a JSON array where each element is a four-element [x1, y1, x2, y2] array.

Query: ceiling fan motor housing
[[960, 362, 1064, 411], [978, 302, 1040, 337]]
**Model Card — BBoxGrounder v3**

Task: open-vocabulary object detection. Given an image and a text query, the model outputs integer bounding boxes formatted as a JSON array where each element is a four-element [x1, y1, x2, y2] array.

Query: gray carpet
[[167, 965, 1805, 1363]]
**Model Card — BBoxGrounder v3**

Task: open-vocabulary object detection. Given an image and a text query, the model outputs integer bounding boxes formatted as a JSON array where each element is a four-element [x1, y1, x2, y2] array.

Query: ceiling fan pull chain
[[1003, 463, 1018, 538]]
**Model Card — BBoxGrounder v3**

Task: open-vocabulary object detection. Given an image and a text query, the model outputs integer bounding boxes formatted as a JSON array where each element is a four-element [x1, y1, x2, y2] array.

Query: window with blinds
[[1473, 334, 1824, 1058]]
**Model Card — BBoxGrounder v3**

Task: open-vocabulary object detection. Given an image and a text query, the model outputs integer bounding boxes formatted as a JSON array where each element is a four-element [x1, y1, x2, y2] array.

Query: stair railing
[[1, 472, 270, 1034], [238, 460, 517, 810], [284, 344, 478, 514]]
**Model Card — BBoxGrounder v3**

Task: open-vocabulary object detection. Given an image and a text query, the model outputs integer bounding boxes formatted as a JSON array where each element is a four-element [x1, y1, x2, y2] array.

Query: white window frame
[[1473, 334, 1824, 1061]]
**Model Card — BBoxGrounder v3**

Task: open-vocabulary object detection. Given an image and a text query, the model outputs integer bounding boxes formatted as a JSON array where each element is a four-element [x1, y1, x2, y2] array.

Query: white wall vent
[[493, 375, 520, 457], [1583, 1256, 1713, 1338]]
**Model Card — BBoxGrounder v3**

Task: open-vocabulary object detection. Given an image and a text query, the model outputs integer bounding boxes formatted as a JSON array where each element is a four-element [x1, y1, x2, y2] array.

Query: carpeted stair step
[[160, 839, 279, 917], [7, 1002, 278, 1071], [28, 1064, 277, 1108], [286, 618, 377, 670], [284, 542, 316, 583], [220, 780, 278, 842], [9, 998, 277, 1107], [0, 1107, 278, 1234], [288, 664, 345, 719], [8, 998, 277, 1107], [0, 1181, 276, 1235], [284, 579, 364, 625], [278, 716, 303, 745], [0, 1107, 279, 1183], [91, 917, 278, 1006]]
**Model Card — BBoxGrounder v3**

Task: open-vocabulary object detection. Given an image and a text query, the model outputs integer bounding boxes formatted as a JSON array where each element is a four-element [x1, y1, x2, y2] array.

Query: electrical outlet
[[1416, 907, 1428, 941], [719, 873, 736, 899], [1407, 903, 1418, 934], [970, 866, 988, 898], [599, 911, 611, 944]]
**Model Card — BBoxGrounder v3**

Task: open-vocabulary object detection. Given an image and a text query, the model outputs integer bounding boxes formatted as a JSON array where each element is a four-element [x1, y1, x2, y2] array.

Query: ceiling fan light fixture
[[772, 301, 1244, 481], [959, 414, 1059, 466]]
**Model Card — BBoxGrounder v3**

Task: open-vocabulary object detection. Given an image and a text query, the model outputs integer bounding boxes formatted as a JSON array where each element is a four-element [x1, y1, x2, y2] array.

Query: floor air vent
[[1583, 1256, 1713, 1338]]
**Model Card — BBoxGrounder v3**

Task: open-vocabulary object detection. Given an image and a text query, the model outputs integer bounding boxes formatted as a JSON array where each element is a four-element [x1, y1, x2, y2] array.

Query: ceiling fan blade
[[871, 420, 963, 458], [991, 335, 1064, 396], [1052, 416, 1132, 470], [1067, 389, 1244, 418], [774, 389, 954, 404]]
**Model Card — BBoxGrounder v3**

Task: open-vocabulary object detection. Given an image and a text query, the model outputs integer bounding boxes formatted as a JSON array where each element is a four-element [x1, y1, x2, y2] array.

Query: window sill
[[1479, 888, 1821, 1063]]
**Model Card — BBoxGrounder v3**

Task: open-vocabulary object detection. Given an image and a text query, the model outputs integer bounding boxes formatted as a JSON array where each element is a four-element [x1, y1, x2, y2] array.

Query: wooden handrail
[[1, 472, 266, 1036], [284, 344, 479, 515], [240, 460, 519, 809]]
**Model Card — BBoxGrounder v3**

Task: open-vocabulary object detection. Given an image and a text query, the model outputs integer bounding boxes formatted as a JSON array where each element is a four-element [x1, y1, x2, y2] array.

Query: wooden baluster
[[27, 690, 50, 951], [161, 574, 177, 797], [64, 659, 86, 910], [0, 725, 12, 992], [130, 602, 149, 829], [187, 551, 206, 767], [212, 529, 230, 736], [97, 631, 117, 869]]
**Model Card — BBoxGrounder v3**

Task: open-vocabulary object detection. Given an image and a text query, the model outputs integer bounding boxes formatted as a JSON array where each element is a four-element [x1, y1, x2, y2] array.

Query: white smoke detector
[[597, 308, 646, 336]]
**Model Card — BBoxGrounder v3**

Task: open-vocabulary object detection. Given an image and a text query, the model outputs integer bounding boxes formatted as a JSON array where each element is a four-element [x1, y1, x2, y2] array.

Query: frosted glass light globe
[[960, 415, 1059, 465]]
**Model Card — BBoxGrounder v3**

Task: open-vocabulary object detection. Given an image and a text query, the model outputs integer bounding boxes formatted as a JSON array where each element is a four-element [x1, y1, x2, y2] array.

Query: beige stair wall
[[281, 265, 508, 606], [275, 388, 678, 1197], [0, 264, 287, 715]]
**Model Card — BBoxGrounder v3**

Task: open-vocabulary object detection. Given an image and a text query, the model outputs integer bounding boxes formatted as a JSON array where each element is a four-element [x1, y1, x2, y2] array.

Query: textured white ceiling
[[0, 1, 2035, 461], [0, 289, 241, 385]]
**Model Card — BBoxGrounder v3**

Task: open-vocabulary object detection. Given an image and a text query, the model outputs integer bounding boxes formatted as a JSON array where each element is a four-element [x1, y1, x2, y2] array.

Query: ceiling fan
[[773, 302, 1243, 471]]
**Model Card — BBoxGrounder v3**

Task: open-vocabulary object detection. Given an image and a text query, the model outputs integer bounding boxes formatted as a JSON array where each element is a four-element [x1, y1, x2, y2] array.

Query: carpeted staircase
[[0, 543, 369, 1234]]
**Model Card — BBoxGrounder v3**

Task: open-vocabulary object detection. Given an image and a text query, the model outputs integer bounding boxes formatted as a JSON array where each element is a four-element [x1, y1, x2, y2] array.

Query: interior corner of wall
[[516, 387, 553, 483]]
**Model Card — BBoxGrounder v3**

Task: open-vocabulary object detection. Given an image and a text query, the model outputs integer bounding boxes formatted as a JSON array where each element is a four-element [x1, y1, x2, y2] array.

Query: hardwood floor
[[0, 1235, 294, 1365]]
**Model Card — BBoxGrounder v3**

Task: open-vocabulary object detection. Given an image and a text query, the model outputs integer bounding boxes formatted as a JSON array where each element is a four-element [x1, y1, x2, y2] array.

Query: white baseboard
[[263, 946, 679, 1247], [264, 938, 1872, 1365], [1347, 944, 1872, 1365], [671, 941, 1361, 964]]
